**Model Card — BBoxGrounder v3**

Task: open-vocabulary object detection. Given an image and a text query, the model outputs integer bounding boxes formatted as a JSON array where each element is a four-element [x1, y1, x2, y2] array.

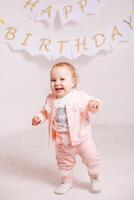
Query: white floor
[[0, 125, 134, 200]]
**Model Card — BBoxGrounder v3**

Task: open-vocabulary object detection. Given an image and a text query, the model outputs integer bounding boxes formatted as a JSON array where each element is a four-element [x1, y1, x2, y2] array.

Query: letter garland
[[0, 14, 134, 60], [23, 0, 102, 26]]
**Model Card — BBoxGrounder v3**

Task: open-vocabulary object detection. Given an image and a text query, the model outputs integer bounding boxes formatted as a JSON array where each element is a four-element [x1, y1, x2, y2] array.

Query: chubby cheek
[[50, 83, 54, 92]]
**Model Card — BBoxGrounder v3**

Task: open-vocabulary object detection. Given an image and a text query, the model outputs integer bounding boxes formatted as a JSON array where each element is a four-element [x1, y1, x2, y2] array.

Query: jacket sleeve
[[36, 95, 51, 123]]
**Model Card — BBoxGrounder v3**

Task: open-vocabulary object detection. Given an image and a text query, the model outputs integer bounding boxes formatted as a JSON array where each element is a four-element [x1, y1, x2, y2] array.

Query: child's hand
[[88, 100, 101, 113], [32, 116, 41, 126]]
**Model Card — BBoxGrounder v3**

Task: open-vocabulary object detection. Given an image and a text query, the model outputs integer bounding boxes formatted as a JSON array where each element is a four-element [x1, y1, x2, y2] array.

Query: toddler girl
[[32, 62, 102, 194]]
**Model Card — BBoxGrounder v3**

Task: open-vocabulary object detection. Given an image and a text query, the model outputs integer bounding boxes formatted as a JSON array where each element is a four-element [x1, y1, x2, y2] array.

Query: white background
[[0, 0, 134, 136]]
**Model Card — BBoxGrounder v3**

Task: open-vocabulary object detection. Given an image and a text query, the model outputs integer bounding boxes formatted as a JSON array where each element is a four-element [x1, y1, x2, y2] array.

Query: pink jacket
[[37, 89, 101, 146]]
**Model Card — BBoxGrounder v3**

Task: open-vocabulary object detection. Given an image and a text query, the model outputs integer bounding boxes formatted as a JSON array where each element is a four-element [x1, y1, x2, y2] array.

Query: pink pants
[[55, 138, 100, 183]]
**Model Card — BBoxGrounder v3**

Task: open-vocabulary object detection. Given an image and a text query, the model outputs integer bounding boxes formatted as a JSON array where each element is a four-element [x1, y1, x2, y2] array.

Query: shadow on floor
[[0, 154, 58, 185]]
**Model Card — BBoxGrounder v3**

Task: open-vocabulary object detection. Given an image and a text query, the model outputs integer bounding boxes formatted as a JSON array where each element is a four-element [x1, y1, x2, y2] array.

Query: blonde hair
[[51, 62, 78, 88]]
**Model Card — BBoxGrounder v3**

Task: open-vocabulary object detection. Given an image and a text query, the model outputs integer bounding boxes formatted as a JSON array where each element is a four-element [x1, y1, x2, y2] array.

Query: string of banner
[[0, 14, 133, 60], [0, 2, 134, 60], [23, 0, 102, 26]]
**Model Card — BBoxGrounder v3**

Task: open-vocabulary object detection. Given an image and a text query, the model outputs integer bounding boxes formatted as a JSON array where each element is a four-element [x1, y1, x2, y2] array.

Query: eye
[[61, 78, 65, 81], [51, 79, 56, 82]]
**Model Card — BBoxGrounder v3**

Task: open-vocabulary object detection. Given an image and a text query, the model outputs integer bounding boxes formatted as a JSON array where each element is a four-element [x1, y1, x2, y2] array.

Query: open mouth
[[55, 87, 64, 92]]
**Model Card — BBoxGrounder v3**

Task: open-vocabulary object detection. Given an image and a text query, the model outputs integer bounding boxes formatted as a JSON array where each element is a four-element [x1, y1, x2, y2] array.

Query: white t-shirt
[[53, 91, 72, 133]]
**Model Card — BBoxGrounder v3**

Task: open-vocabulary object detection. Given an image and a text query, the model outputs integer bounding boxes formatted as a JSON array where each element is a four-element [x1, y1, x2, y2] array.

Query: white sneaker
[[54, 182, 73, 194], [90, 176, 102, 193]]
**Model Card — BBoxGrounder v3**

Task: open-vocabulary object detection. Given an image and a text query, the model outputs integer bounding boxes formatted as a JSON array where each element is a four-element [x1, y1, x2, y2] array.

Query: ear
[[72, 79, 76, 88]]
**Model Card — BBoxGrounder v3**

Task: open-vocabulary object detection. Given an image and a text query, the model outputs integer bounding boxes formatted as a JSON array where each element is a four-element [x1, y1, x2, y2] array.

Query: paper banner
[[71, 35, 92, 59], [0, 14, 134, 61], [36, 2, 57, 25], [23, 0, 102, 25]]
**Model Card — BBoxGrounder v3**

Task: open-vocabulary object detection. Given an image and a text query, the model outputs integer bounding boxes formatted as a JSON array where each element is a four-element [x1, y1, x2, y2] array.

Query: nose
[[55, 80, 60, 85]]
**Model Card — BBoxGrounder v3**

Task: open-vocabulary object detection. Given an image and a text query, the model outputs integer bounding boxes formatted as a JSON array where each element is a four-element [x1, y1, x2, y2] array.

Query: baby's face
[[50, 66, 75, 98]]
